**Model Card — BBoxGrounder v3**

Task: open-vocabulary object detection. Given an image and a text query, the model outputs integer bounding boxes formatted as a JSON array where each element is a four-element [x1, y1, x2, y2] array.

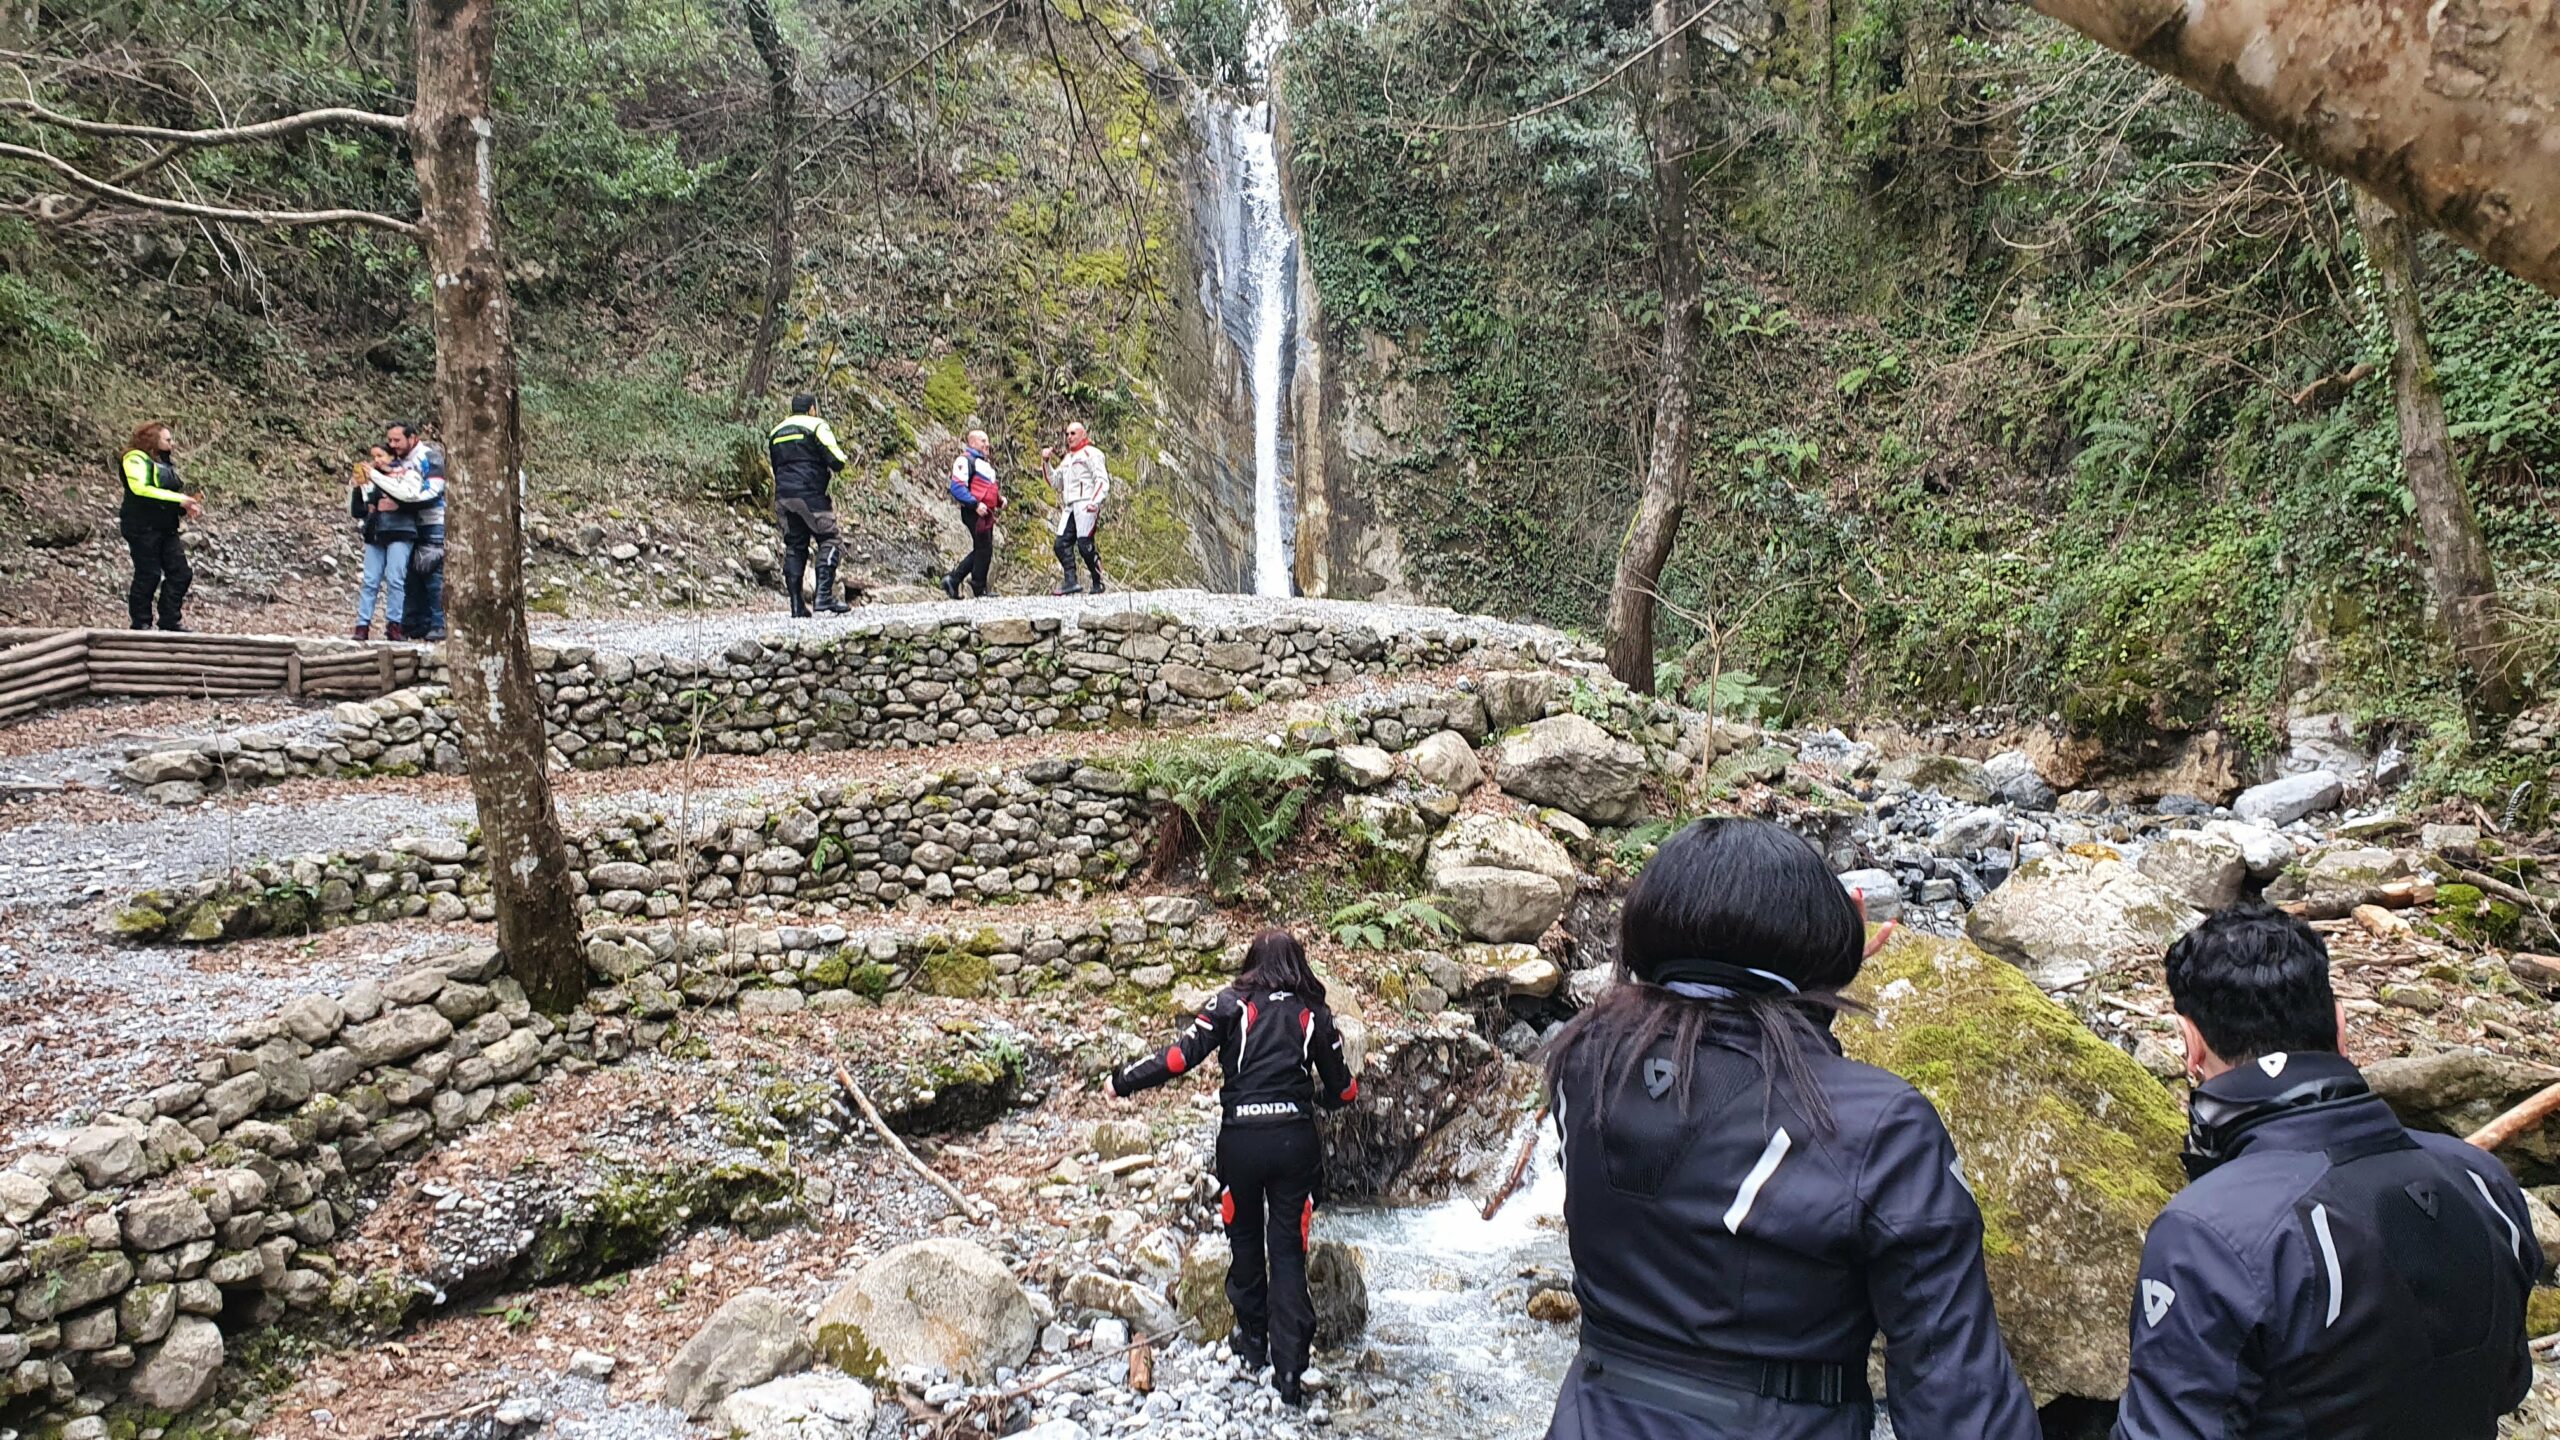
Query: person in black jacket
[[2114, 904, 2540, 1440], [117, 421, 203, 631], [1108, 929, 1358, 1407], [768, 393, 852, 617], [1543, 818, 2039, 1440]]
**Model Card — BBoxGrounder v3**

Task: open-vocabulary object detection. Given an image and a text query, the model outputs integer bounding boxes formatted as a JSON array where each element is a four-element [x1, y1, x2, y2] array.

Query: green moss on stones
[[2530, 1286, 2560, 1339], [918, 946, 994, 999], [811, 1317, 889, 1380], [922, 355, 978, 428], [2427, 882, 2524, 946]]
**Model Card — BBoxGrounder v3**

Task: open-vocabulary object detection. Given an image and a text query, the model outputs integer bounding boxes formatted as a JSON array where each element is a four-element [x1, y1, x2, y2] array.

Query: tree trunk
[[2351, 187, 2523, 732], [412, 0, 588, 1009], [2028, 0, 2560, 298], [734, 0, 796, 415], [1602, 0, 1700, 694], [1808, 0, 1834, 118]]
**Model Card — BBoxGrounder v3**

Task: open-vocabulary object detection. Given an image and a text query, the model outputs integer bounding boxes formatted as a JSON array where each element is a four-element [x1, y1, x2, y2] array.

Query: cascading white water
[[1195, 0, 1301, 596], [1237, 113, 1295, 597]]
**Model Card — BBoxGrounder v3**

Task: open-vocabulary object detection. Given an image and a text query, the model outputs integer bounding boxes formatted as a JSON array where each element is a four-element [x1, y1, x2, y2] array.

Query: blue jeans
[[358, 540, 413, 630], [404, 522, 445, 635]]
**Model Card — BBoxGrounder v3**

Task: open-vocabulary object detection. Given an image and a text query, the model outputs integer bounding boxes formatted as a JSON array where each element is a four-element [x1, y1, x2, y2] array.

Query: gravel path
[[529, 588, 1584, 662]]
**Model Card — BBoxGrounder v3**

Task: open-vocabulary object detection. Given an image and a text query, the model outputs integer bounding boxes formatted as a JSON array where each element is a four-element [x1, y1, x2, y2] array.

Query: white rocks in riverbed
[[2200, 819, 2293, 880], [1966, 853, 2202, 988], [811, 1237, 1037, 1384], [662, 1287, 812, 1418], [1405, 729, 1483, 793], [1983, 750, 2057, 810], [2233, 770, 2344, 826], [1929, 807, 2010, 858]]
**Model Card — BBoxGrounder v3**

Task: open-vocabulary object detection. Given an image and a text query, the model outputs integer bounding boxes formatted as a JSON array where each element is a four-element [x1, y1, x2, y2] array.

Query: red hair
[[126, 421, 171, 457]]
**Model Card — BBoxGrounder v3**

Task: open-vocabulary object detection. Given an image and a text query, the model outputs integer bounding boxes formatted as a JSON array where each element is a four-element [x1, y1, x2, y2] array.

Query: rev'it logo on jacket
[[2142, 1279, 2177, 1327]]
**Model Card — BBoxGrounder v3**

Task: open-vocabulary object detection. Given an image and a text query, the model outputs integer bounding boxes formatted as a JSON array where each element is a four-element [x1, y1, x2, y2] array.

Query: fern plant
[[1127, 740, 1335, 893], [1328, 894, 1460, 951]]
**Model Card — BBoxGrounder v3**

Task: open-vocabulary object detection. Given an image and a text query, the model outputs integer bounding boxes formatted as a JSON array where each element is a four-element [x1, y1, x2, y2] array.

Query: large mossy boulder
[[1840, 934, 2188, 1404], [809, 1238, 1036, 1384], [1173, 1231, 1369, 1349]]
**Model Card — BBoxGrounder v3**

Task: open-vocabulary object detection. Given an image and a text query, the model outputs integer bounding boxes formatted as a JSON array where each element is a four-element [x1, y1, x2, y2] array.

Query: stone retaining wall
[[0, 899, 1239, 1432], [119, 609, 1576, 800], [108, 760, 1154, 945]]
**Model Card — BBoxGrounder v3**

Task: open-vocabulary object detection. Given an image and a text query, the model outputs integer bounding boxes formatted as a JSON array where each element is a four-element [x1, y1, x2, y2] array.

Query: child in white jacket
[[1044, 420, 1110, 595]]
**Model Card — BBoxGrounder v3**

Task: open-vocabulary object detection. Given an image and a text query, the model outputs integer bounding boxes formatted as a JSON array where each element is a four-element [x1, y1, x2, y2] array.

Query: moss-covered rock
[[918, 945, 993, 999], [2427, 882, 2525, 946], [1840, 933, 2187, 1404]]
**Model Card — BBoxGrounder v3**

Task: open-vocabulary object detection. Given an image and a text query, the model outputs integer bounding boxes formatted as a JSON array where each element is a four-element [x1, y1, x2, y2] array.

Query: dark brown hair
[[1233, 928, 1326, 1006]]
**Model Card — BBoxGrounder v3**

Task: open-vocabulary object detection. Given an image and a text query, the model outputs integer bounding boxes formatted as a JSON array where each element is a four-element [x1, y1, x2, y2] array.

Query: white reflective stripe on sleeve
[[2309, 1203, 2344, 1327], [1723, 1128, 1793, 1234], [2468, 1170, 2525, 1262]]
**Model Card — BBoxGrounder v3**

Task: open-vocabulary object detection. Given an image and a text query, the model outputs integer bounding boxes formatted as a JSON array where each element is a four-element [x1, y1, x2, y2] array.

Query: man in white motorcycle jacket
[[1044, 420, 1110, 595]]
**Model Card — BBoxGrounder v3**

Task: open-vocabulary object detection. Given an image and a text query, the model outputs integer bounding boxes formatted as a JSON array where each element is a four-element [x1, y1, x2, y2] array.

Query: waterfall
[[1196, 5, 1302, 596]]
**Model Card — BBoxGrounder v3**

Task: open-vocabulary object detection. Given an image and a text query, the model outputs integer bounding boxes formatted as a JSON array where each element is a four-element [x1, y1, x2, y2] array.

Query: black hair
[[386, 420, 417, 439], [2163, 903, 2339, 1063], [790, 392, 818, 414], [1234, 928, 1326, 1007], [1543, 818, 1866, 1131]]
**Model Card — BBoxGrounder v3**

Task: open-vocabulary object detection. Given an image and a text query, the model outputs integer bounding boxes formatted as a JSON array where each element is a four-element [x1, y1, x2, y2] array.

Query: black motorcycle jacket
[[1110, 987, 1358, 1124], [768, 413, 849, 501], [1549, 1007, 2039, 1440], [2114, 1049, 2539, 1440]]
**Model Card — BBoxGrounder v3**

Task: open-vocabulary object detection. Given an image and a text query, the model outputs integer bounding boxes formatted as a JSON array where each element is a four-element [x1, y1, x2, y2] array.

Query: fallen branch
[[2288, 361, 2374, 409], [0, 97, 409, 144], [2466, 1079, 2560, 1153], [0, 140, 419, 233], [831, 1064, 986, 1221], [1482, 1106, 1549, 1221], [1127, 1333, 1153, 1394]]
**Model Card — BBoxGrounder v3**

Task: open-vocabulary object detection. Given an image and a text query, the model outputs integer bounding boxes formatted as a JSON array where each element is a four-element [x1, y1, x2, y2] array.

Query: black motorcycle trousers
[[1216, 1119, 1322, 1383]]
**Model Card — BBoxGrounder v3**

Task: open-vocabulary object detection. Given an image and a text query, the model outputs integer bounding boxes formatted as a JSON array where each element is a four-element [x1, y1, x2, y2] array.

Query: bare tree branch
[[0, 96, 409, 144], [0, 140, 419, 233]]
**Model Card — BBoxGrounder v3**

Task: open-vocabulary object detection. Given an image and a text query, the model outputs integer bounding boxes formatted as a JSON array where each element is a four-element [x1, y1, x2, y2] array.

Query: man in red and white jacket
[[1043, 420, 1110, 595]]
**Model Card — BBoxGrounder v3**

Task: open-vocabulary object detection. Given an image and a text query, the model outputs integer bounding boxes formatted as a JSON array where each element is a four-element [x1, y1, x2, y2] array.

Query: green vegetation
[[1128, 740, 1336, 893], [1284, 0, 2560, 767], [1327, 894, 1459, 950]]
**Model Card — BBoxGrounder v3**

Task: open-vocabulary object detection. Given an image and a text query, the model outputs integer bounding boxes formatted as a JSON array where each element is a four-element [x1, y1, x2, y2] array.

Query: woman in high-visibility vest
[[117, 421, 203, 631]]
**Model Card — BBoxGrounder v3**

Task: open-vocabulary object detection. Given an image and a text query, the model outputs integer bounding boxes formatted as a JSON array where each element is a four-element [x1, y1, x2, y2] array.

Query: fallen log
[[831, 1064, 988, 1221], [86, 680, 281, 698], [2467, 1080, 2560, 1153], [2351, 904, 2412, 940], [2508, 954, 2560, 993], [1482, 1106, 1550, 1222]]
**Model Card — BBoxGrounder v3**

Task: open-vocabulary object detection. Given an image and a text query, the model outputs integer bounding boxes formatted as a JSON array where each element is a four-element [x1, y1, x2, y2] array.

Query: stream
[[1330, 1129, 1575, 1439]]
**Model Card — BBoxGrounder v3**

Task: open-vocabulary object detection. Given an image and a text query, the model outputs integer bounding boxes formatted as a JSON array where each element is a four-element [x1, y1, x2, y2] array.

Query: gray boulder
[[1930, 807, 2011, 857], [2135, 831, 2248, 911], [122, 750, 212, 787], [1334, 745, 1396, 790], [1406, 730, 1484, 793], [1984, 750, 2058, 810], [810, 1238, 1035, 1384], [1340, 795, 1431, 867], [1060, 1270, 1179, 1337], [1966, 853, 2202, 988], [1875, 753, 1995, 805], [1493, 715, 1647, 825], [1836, 869, 1904, 922], [1425, 814, 1576, 888], [714, 1373, 875, 1440], [2233, 771, 2344, 826], [2366, 1050, 2560, 1185], [2200, 820, 2293, 880], [127, 1316, 225, 1411], [1434, 868, 1568, 945], [663, 1287, 812, 1419], [2265, 844, 2411, 907]]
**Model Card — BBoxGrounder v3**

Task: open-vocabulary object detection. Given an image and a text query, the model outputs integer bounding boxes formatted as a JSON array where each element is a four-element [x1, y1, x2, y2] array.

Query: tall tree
[[1602, 0, 1701, 693], [413, 0, 589, 1008], [2350, 188, 2524, 732], [2028, 0, 2560, 298], [734, 0, 798, 415], [1, 8, 588, 1007]]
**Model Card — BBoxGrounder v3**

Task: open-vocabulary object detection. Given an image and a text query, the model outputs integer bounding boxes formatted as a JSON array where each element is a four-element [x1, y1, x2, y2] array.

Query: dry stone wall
[[117, 609, 1568, 799], [0, 900, 1237, 1433]]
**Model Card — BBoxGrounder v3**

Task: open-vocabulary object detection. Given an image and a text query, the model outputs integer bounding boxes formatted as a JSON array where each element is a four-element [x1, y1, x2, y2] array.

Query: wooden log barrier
[[0, 629, 427, 725], [0, 640, 88, 684]]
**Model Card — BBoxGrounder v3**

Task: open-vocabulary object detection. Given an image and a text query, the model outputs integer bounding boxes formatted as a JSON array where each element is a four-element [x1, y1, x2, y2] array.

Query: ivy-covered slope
[[1277, 0, 2560, 786], [0, 0, 1215, 627]]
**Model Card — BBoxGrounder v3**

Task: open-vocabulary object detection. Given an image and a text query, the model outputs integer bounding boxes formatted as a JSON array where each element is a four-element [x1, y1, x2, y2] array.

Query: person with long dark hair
[[117, 421, 202, 631], [1542, 818, 2037, 1440], [1107, 929, 1358, 1407]]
